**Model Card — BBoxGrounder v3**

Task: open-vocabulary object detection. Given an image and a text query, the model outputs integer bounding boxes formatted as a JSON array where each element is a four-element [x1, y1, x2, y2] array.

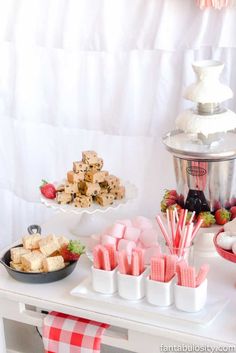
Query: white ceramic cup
[[146, 276, 175, 306], [91, 266, 117, 294], [117, 268, 148, 301], [174, 279, 207, 312]]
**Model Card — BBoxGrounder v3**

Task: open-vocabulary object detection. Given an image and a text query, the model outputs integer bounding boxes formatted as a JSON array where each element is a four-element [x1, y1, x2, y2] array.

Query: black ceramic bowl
[[0, 244, 78, 283]]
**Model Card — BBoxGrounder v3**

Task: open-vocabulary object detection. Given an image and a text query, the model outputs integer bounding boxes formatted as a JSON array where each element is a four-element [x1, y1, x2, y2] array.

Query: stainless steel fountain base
[[173, 156, 236, 212]]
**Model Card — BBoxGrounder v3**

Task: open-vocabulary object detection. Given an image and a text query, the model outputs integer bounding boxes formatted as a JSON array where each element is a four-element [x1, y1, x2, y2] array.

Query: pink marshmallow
[[88, 234, 101, 251], [137, 240, 145, 249], [117, 219, 133, 227], [101, 234, 117, 247], [105, 223, 125, 238], [117, 239, 136, 256], [132, 216, 153, 230], [144, 245, 161, 265], [124, 226, 141, 242], [140, 229, 158, 248]]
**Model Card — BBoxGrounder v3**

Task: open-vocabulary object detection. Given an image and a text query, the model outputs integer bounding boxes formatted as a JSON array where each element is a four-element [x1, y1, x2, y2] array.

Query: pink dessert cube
[[140, 229, 158, 248], [117, 239, 136, 256], [132, 216, 153, 230], [117, 219, 133, 227], [144, 245, 161, 265], [105, 223, 125, 239], [124, 226, 141, 242], [88, 234, 101, 251], [101, 234, 117, 247]]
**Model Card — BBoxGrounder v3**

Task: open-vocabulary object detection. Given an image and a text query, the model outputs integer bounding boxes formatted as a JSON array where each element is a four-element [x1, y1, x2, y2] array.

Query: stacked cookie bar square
[[56, 151, 125, 208]]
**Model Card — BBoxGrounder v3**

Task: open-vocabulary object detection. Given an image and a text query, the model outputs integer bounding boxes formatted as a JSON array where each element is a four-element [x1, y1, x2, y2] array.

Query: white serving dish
[[117, 268, 148, 301], [71, 277, 228, 327], [91, 266, 117, 295], [174, 279, 208, 313], [146, 276, 175, 307]]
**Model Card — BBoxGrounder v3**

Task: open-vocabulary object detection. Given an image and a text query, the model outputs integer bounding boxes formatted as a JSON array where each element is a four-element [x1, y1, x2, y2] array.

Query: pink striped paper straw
[[174, 209, 184, 248], [170, 210, 175, 245], [156, 215, 173, 254], [188, 211, 195, 224], [191, 218, 203, 241], [182, 209, 188, 231], [184, 223, 193, 248], [174, 207, 179, 223], [166, 208, 171, 236], [178, 226, 187, 258]]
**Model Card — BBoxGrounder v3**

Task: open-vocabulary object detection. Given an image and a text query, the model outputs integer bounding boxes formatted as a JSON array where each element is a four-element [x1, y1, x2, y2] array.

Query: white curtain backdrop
[[1, 0, 236, 249]]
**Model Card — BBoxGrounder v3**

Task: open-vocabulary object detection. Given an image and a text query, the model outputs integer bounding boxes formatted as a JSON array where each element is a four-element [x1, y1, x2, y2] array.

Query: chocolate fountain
[[163, 60, 236, 213]]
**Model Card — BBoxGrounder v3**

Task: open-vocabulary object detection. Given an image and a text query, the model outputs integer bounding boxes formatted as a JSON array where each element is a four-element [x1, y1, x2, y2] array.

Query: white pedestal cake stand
[[41, 181, 138, 237]]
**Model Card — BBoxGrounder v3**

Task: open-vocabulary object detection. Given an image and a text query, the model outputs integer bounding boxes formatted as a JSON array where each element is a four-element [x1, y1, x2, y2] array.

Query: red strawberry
[[197, 212, 216, 228], [215, 208, 231, 225], [230, 206, 236, 220], [40, 180, 56, 199], [161, 189, 179, 213], [60, 240, 86, 262]]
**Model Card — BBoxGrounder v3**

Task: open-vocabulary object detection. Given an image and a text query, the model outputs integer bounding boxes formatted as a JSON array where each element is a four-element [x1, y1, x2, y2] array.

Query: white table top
[[0, 213, 235, 346]]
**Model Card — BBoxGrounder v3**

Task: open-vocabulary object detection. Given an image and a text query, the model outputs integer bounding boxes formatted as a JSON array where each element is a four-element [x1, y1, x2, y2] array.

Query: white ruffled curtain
[[1, 0, 236, 249]]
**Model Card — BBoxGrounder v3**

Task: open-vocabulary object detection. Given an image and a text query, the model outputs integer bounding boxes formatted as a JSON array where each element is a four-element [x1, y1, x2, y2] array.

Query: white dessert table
[[0, 214, 236, 353]]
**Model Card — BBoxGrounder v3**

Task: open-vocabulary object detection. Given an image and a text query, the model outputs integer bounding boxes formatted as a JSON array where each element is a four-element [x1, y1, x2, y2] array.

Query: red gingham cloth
[[42, 311, 109, 353]]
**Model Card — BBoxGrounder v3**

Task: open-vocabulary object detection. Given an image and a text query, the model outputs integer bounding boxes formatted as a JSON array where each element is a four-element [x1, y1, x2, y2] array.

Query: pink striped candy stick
[[118, 250, 130, 275], [131, 251, 140, 276], [105, 244, 117, 270], [133, 248, 144, 274], [188, 211, 196, 225], [101, 246, 111, 271], [156, 215, 173, 254], [170, 209, 175, 246], [178, 226, 187, 258], [191, 218, 203, 242], [174, 209, 184, 248], [182, 209, 188, 231], [93, 245, 103, 270], [196, 264, 209, 287]]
